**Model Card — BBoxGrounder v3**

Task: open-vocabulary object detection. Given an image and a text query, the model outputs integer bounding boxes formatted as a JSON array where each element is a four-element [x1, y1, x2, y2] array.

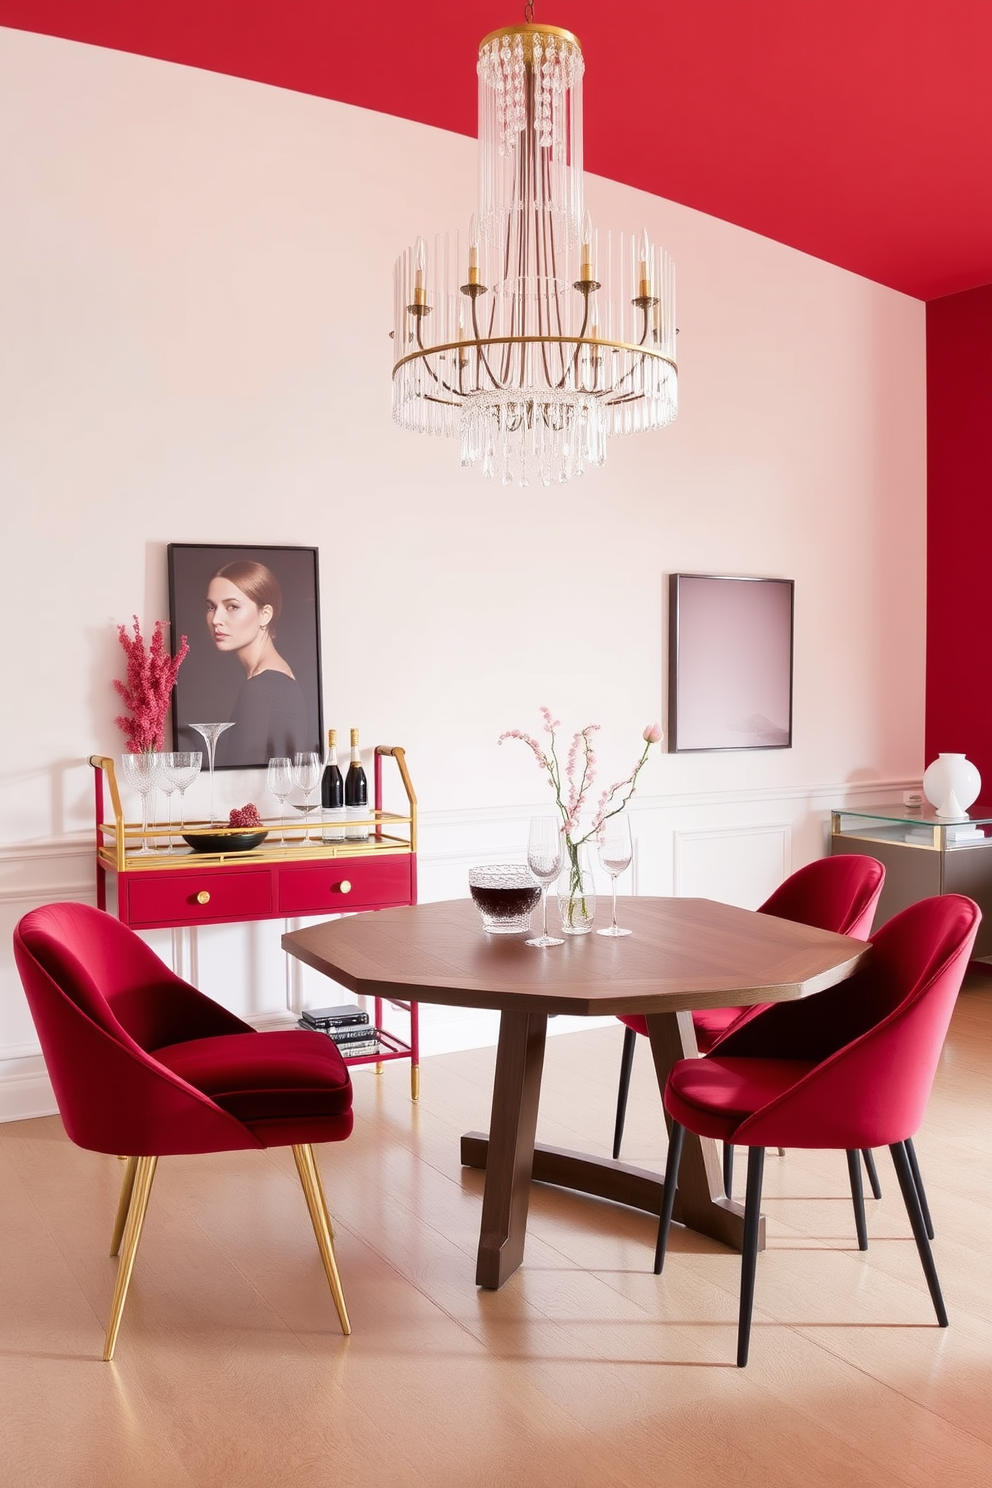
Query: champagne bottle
[[344, 727, 369, 841], [320, 728, 345, 842]]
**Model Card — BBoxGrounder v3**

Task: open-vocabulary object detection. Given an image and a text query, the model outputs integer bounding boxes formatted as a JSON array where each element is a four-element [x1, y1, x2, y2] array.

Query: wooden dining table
[[282, 896, 868, 1289]]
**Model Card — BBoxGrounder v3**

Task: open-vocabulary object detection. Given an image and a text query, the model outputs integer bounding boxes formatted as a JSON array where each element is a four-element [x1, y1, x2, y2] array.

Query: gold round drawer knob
[[196, 891, 211, 905], [337, 880, 352, 894]]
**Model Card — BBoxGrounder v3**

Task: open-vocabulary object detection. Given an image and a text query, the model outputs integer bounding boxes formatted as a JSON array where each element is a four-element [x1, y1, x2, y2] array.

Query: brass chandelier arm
[[393, 336, 677, 377]]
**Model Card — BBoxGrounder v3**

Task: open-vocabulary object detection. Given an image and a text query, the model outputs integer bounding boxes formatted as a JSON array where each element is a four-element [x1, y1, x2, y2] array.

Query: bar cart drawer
[[277, 856, 414, 916], [126, 867, 274, 929]]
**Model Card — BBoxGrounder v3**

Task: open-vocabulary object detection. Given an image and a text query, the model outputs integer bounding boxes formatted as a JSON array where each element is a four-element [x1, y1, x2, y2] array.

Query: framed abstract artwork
[[168, 543, 323, 770], [668, 574, 794, 752]]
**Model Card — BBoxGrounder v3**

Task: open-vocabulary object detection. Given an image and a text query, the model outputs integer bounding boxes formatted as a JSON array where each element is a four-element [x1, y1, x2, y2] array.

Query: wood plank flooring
[[3, 978, 991, 1487]]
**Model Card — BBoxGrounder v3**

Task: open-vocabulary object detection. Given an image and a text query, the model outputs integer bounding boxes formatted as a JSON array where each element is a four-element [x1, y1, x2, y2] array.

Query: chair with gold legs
[[14, 901, 354, 1360]]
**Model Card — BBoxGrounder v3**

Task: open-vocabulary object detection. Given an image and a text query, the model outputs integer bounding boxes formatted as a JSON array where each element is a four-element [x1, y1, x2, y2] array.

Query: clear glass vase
[[557, 842, 596, 934]]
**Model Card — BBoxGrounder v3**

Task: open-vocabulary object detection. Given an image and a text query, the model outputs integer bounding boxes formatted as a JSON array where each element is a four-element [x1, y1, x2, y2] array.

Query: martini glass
[[189, 723, 234, 823]]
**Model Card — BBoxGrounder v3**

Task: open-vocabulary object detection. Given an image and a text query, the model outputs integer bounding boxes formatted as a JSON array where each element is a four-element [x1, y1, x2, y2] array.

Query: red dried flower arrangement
[[113, 616, 189, 753]]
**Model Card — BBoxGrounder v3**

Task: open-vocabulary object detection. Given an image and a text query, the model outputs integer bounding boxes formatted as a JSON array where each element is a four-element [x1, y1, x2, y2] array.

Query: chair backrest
[[759, 854, 885, 941], [14, 902, 259, 1156], [725, 893, 980, 1149]]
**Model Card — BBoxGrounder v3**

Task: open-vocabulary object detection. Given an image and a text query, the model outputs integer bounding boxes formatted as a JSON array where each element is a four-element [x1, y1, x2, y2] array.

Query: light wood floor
[[4, 979, 992, 1488]]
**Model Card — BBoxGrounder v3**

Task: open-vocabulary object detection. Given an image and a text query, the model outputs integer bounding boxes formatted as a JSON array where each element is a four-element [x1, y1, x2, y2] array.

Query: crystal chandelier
[[391, 11, 678, 486]]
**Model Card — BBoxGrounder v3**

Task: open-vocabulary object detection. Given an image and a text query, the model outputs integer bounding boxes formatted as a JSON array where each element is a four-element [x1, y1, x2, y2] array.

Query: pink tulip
[[643, 723, 664, 744]]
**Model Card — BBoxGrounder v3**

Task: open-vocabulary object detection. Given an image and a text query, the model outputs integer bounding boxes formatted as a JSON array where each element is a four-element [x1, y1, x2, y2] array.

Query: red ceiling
[[3, 0, 990, 300]]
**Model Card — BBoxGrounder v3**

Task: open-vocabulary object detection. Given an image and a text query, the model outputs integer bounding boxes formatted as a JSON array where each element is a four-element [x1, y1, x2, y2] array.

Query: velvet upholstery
[[13, 902, 355, 1357], [14, 901, 354, 1155], [618, 854, 886, 1051], [611, 856, 886, 1163], [655, 893, 981, 1365]]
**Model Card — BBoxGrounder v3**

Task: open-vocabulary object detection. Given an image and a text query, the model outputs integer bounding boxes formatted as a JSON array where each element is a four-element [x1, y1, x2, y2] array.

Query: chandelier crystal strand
[[392, 20, 677, 485]]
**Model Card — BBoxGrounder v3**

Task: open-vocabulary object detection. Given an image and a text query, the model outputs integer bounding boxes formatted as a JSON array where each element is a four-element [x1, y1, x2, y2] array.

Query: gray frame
[[168, 543, 323, 769], [668, 573, 794, 752]]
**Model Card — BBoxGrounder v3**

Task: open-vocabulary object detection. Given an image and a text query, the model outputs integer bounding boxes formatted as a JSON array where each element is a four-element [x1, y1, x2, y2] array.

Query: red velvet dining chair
[[654, 892, 980, 1367], [13, 901, 355, 1361], [611, 855, 886, 1194]]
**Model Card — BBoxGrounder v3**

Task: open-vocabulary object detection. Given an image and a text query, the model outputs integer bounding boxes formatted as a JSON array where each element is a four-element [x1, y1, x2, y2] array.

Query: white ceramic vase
[[922, 753, 981, 819]]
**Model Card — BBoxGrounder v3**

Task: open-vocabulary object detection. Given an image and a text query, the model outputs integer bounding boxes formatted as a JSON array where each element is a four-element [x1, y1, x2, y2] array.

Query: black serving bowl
[[182, 831, 268, 853]]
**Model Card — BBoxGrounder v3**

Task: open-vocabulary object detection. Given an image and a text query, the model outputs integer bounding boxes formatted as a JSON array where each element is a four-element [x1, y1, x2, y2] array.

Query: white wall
[[0, 30, 926, 1118]]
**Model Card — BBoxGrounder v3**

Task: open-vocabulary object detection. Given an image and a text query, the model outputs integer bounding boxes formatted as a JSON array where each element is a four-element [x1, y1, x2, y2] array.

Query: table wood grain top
[[282, 896, 869, 1017]]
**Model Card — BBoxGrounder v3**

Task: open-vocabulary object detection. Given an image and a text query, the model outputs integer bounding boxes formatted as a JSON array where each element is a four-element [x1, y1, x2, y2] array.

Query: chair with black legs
[[654, 893, 979, 1367], [612, 855, 886, 1206], [14, 901, 356, 1360]]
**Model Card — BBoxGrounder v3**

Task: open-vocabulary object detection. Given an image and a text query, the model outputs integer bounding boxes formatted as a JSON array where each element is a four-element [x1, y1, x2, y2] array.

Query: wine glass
[[267, 756, 293, 844], [119, 752, 160, 856], [164, 751, 202, 843], [156, 752, 180, 851], [525, 817, 565, 948], [597, 815, 633, 937], [293, 751, 321, 845], [188, 722, 234, 823]]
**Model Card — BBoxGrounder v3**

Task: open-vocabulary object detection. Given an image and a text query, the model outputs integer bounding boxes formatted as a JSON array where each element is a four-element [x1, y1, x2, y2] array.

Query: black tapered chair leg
[[723, 1140, 734, 1197], [612, 1025, 638, 1160], [653, 1121, 685, 1274], [905, 1136, 934, 1240], [862, 1147, 882, 1200], [889, 1140, 948, 1326], [846, 1148, 869, 1250], [737, 1146, 766, 1367]]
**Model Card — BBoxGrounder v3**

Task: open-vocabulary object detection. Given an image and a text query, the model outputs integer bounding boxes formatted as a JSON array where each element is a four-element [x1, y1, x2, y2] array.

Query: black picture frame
[[668, 574, 794, 753], [168, 543, 323, 769]]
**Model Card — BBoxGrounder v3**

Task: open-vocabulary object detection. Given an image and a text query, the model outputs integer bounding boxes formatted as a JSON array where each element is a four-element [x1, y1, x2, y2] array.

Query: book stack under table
[[299, 1003, 380, 1057]]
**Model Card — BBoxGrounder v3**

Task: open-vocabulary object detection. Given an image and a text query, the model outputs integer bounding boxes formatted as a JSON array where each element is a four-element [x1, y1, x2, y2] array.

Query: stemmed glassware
[[119, 752, 161, 856], [164, 751, 202, 845], [267, 756, 293, 845], [156, 754, 180, 850], [525, 816, 565, 948], [597, 814, 633, 937], [188, 722, 234, 823], [293, 751, 321, 845]]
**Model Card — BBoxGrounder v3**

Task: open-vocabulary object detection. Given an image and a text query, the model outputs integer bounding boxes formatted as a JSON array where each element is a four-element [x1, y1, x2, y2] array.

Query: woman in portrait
[[206, 560, 309, 767]]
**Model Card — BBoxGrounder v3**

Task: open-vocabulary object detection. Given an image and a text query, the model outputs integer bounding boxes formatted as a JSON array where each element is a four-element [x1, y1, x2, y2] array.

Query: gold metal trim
[[104, 1154, 158, 1361], [479, 24, 581, 58], [394, 335, 677, 376], [292, 1143, 351, 1335]]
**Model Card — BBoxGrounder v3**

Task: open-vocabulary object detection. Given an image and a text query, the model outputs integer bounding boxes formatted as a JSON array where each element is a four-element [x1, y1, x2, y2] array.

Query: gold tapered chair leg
[[110, 1156, 139, 1257], [292, 1144, 351, 1335], [103, 1154, 157, 1361]]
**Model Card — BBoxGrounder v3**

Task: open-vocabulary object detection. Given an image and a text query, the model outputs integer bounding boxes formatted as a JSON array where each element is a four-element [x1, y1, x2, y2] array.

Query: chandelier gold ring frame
[[391, 14, 678, 485]]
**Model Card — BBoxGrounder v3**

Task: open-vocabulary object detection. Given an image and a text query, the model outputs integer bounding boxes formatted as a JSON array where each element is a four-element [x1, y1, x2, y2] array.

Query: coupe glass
[[267, 756, 293, 844], [189, 722, 234, 823], [597, 814, 633, 937], [293, 751, 321, 845], [119, 752, 160, 856], [164, 751, 202, 840], [525, 816, 565, 948]]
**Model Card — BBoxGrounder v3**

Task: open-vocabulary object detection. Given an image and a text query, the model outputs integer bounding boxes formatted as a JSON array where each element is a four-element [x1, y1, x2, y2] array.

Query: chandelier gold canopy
[[391, 16, 678, 486]]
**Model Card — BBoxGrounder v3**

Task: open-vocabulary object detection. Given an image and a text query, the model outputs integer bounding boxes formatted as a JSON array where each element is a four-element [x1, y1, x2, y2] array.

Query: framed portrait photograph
[[168, 544, 323, 770], [668, 573, 794, 753]]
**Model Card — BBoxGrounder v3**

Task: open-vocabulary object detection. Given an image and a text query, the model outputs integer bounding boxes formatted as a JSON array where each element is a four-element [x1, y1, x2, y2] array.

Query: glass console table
[[830, 801, 992, 958]]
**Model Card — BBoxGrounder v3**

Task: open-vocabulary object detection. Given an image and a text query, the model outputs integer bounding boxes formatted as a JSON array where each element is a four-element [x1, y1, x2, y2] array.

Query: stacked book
[[298, 1003, 380, 1057]]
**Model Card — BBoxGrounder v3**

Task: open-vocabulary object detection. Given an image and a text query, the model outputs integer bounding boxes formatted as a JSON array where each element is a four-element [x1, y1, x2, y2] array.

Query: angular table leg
[[474, 1010, 548, 1289]]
